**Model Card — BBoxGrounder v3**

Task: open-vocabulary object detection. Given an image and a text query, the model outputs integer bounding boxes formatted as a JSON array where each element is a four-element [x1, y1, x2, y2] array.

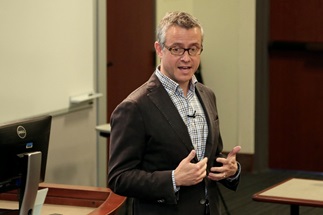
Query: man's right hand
[[174, 150, 208, 186]]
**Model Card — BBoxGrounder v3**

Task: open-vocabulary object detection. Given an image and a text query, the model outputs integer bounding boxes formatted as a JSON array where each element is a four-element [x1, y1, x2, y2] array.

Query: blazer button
[[200, 199, 206, 205], [157, 199, 165, 203]]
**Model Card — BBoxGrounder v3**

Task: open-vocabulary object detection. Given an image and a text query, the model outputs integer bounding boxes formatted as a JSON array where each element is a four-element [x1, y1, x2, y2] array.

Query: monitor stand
[[18, 152, 42, 215]]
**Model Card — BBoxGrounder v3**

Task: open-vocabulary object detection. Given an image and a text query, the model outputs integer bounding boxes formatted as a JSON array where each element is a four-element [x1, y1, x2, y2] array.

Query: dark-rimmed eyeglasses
[[163, 44, 203, 56]]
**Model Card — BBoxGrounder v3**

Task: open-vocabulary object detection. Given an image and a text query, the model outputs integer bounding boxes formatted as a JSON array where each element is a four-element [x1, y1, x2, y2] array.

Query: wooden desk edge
[[0, 183, 126, 215], [89, 191, 126, 215], [252, 178, 323, 208]]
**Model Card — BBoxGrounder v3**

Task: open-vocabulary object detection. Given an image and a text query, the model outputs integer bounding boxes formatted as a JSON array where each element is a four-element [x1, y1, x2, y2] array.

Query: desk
[[0, 183, 126, 215], [0, 200, 94, 214], [252, 178, 323, 215], [96, 123, 111, 138]]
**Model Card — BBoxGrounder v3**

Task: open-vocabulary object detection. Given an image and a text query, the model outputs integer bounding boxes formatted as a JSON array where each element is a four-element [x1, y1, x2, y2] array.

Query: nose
[[180, 50, 191, 61]]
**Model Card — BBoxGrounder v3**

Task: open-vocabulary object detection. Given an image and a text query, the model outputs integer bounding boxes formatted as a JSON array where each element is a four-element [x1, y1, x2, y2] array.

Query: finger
[[222, 172, 227, 178], [208, 172, 225, 181], [199, 157, 208, 165], [216, 157, 225, 163], [227, 146, 241, 158], [186, 150, 196, 162], [196, 157, 208, 168], [210, 166, 224, 174]]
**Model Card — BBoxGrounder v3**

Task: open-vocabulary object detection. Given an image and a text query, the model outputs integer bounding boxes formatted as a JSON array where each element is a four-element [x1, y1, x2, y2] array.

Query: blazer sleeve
[[108, 99, 178, 204]]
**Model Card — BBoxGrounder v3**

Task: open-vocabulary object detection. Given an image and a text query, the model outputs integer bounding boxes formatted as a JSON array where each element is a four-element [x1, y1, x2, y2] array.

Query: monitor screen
[[0, 115, 52, 195]]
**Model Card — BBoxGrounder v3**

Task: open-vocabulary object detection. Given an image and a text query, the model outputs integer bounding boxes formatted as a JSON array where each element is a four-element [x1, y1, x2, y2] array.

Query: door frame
[[254, 0, 270, 172]]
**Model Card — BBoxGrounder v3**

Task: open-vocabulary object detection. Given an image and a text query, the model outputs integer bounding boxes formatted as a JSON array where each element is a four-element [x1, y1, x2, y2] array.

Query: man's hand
[[208, 146, 241, 181], [174, 150, 208, 186]]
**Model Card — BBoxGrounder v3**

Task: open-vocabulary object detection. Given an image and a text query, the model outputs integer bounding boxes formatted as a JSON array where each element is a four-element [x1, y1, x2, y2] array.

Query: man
[[108, 11, 241, 215]]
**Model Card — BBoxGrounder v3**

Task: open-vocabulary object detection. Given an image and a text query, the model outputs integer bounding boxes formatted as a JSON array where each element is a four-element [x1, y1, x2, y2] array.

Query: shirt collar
[[155, 66, 198, 95]]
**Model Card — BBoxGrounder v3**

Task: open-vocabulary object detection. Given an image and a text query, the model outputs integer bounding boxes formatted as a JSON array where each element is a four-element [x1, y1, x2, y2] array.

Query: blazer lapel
[[146, 74, 196, 156], [195, 84, 217, 159]]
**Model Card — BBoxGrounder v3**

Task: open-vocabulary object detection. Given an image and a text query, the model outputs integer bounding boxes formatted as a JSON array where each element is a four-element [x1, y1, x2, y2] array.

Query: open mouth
[[178, 66, 192, 70]]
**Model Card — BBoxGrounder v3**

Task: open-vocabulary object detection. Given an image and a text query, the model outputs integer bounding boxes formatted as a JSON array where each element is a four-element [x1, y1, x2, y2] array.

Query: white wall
[[46, 0, 107, 187], [0, 0, 95, 124], [156, 0, 255, 154], [46, 107, 97, 186], [0, 0, 106, 187]]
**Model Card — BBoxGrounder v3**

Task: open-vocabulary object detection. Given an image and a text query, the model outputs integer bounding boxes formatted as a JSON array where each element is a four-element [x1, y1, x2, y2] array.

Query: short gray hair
[[156, 11, 204, 47]]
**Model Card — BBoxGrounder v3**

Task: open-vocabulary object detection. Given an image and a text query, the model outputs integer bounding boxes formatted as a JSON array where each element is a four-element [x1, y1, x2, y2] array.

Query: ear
[[154, 41, 163, 58]]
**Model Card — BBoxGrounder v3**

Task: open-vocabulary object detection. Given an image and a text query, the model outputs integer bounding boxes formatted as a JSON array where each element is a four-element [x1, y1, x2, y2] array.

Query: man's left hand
[[208, 146, 241, 181]]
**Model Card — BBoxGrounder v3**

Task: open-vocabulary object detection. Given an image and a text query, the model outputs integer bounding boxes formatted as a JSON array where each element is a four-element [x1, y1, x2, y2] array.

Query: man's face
[[155, 26, 202, 90]]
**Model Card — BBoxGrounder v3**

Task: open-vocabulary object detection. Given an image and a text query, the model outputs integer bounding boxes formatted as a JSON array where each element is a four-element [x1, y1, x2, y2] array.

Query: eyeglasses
[[163, 44, 203, 56]]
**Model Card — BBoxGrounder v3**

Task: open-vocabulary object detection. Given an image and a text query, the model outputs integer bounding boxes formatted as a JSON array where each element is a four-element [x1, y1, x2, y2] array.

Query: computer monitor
[[0, 115, 52, 215]]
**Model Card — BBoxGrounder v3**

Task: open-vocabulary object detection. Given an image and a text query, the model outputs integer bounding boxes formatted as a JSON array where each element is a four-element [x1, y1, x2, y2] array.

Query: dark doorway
[[268, 0, 323, 172], [107, 1, 156, 121]]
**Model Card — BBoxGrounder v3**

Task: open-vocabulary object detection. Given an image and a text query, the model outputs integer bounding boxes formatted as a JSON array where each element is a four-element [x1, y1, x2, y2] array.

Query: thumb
[[228, 146, 241, 158], [186, 150, 196, 162]]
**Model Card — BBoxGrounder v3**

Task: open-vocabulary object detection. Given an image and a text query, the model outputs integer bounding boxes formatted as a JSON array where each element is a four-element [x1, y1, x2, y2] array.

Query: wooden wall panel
[[270, 0, 323, 42], [268, 50, 323, 171]]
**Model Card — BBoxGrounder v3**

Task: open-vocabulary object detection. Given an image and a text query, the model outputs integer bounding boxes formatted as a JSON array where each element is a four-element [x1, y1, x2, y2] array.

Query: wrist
[[172, 170, 180, 192]]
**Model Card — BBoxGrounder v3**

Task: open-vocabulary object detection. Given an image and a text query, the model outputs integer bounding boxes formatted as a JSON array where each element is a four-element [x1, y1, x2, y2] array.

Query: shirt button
[[200, 199, 206, 205]]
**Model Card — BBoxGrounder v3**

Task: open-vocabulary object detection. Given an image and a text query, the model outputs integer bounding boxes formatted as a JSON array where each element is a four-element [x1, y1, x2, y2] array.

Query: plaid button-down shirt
[[155, 68, 208, 161]]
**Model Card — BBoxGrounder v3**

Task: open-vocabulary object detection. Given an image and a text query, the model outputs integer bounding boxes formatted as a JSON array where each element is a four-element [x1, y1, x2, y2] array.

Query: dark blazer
[[108, 73, 239, 215]]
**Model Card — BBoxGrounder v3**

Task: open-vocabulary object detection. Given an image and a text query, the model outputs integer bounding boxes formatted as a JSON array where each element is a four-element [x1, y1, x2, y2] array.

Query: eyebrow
[[168, 42, 201, 47]]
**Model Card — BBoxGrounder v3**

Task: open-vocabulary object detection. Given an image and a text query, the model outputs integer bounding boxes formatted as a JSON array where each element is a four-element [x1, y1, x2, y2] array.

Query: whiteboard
[[0, 0, 96, 124]]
